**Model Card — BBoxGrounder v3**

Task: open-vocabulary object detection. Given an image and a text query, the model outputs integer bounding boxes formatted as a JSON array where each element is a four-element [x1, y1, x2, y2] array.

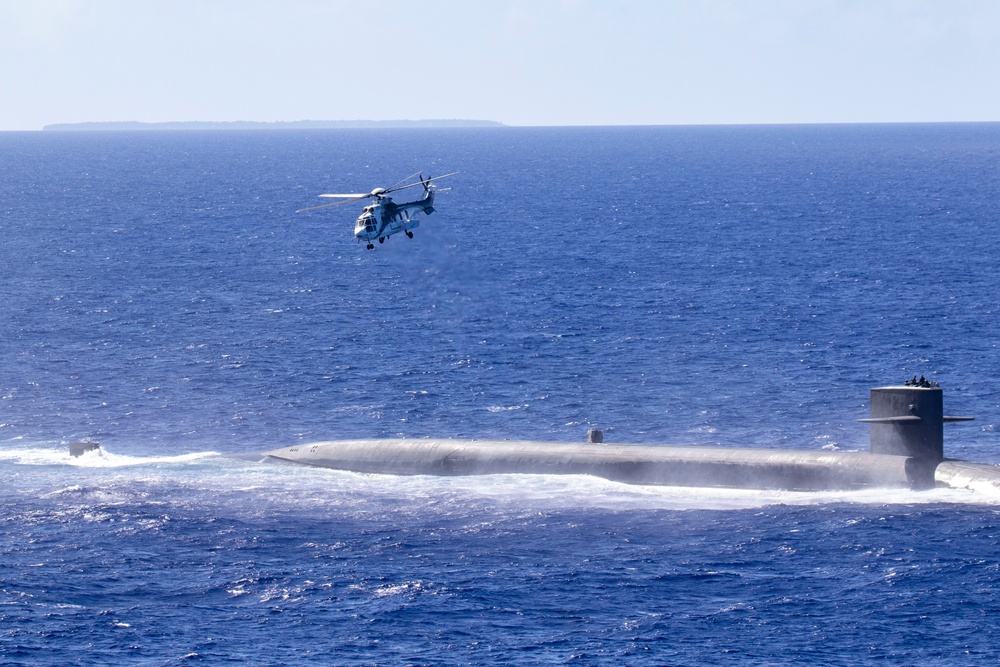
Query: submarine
[[265, 383, 1000, 493]]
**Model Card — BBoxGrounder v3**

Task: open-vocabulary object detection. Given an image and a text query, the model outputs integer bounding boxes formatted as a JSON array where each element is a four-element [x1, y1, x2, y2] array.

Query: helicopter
[[297, 171, 458, 249]]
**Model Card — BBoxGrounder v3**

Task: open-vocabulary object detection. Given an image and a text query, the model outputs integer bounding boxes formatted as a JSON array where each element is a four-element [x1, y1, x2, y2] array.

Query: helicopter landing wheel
[[366, 243, 374, 250], [406, 231, 414, 238], [378, 237, 385, 244]]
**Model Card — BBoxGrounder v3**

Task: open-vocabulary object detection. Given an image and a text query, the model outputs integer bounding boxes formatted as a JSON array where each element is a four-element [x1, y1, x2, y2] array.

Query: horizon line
[[9, 119, 1000, 133]]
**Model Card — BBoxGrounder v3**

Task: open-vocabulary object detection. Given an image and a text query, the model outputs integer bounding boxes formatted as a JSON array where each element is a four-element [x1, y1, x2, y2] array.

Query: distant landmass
[[42, 119, 504, 131]]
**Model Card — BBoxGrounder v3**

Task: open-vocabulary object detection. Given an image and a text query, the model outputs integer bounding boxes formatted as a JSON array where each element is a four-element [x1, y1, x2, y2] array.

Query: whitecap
[[0, 445, 219, 468]]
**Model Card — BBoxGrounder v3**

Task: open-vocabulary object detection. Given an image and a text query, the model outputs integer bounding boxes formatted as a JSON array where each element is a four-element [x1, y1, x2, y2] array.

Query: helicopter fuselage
[[354, 186, 436, 245], [299, 171, 456, 250]]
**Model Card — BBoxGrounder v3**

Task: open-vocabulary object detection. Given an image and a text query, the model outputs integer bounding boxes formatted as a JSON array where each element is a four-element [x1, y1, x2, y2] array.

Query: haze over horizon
[[2, 0, 999, 132]]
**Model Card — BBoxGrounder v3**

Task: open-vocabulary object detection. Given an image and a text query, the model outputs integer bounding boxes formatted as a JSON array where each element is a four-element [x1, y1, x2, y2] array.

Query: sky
[[1, 0, 999, 131]]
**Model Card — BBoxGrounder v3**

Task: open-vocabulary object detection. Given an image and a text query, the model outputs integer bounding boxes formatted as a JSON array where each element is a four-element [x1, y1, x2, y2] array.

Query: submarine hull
[[264, 439, 923, 491]]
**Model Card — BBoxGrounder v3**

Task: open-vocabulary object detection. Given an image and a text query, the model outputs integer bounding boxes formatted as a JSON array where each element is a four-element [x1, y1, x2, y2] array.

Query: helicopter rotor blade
[[297, 172, 458, 213], [418, 171, 459, 185], [295, 197, 367, 213], [388, 171, 423, 189], [380, 171, 460, 195]]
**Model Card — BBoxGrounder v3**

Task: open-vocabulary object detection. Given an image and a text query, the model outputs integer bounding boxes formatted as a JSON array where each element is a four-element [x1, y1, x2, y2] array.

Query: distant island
[[42, 119, 505, 131]]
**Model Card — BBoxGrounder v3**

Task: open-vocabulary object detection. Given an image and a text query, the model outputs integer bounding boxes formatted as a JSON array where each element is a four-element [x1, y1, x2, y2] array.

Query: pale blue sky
[[2, 0, 999, 131]]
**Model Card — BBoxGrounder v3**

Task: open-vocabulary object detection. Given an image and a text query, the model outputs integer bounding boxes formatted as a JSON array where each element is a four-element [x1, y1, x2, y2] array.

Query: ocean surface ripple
[[2, 124, 1000, 664]]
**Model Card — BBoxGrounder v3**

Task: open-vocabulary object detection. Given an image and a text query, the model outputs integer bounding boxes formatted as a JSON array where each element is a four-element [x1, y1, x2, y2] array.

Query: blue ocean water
[[2, 124, 1000, 665]]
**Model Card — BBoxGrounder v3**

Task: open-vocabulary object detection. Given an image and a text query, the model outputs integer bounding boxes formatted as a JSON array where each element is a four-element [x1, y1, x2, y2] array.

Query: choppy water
[[2, 124, 1000, 665]]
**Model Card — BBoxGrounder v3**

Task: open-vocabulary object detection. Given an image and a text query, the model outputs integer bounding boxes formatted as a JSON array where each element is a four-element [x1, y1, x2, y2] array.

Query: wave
[[1, 444, 997, 510], [0, 444, 220, 468], [375, 471, 1000, 511]]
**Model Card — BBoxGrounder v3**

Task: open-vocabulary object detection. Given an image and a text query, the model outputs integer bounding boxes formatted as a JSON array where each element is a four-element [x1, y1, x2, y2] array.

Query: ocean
[[2, 124, 1000, 665]]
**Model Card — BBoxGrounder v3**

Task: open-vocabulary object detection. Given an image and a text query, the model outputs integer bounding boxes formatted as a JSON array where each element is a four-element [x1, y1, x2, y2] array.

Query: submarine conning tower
[[858, 382, 973, 487]]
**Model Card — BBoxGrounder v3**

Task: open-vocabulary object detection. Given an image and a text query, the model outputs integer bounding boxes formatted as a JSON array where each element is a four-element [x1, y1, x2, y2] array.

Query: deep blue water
[[2, 125, 1000, 665]]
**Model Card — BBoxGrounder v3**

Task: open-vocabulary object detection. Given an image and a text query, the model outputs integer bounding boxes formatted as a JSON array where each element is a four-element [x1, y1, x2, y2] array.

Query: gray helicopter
[[298, 171, 457, 249]]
